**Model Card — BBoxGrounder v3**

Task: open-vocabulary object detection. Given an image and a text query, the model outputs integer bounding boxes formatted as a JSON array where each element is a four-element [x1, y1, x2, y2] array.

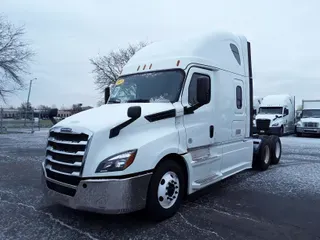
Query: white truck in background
[[253, 94, 295, 136], [295, 100, 320, 137], [42, 31, 282, 221]]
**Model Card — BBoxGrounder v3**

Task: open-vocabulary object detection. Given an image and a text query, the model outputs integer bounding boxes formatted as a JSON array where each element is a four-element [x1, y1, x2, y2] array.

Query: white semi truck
[[295, 100, 320, 137], [42, 31, 282, 221], [253, 94, 295, 136]]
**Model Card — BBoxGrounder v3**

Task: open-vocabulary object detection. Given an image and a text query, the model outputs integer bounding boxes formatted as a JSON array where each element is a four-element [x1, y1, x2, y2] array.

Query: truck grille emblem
[[60, 128, 72, 133]]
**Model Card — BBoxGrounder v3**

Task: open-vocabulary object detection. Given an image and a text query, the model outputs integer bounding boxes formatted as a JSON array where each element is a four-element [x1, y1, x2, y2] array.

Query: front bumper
[[41, 166, 152, 214], [296, 127, 320, 135], [252, 126, 282, 135]]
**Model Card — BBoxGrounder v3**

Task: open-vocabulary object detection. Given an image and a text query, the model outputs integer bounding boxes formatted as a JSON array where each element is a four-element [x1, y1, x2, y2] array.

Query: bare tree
[[71, 103, 83, 114], [18, 101, 33, 111], [37, 105, 51, 110], [90, 41, 148, 92], [0, 15, 35, 102]]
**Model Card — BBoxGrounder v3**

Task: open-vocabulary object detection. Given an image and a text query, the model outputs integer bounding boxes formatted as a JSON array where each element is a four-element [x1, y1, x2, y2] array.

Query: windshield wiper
[[127, 99, 150, 103], [108, 98, 121, 104]]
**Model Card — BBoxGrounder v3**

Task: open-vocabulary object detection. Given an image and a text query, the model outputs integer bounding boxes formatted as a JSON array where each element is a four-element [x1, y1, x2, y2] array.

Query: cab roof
[[122, 31, 249, 77]]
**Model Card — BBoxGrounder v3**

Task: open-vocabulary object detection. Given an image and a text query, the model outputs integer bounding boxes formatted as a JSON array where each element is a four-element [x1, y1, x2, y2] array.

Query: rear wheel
[[269, 135, 282, 165], [253, 137, 271, 171], [146, 159, 186, 222]]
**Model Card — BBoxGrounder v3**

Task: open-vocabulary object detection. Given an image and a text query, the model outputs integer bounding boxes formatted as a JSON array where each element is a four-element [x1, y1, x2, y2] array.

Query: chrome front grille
[[304, 122, 318, 128], [44, 127, 92, 195], [256, 119, 271, 131]]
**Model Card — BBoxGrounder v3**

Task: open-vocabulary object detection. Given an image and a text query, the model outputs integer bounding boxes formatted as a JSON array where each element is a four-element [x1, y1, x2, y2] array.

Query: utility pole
[[24, 78, 37, 126]]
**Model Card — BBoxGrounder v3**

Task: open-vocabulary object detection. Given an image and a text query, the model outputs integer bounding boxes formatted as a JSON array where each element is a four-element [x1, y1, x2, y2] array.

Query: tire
[[296, 132, 302, 137], [145, 159, 186, 222], [253, 137, 271, 171], [268, 135, 282, 165], [258, 135, 268, 140], [279, 126, 284, 137]]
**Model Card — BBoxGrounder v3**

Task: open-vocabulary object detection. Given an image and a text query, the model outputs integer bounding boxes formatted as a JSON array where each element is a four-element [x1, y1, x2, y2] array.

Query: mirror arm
[[184, 103, 202, 115]]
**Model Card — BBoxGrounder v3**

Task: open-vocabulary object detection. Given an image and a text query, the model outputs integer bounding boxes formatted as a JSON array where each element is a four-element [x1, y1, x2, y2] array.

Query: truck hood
[[300, 117, 320, 123], [255, 114, 283, 122], [53, 103, 175, 133], [255, 114, 284, 126]]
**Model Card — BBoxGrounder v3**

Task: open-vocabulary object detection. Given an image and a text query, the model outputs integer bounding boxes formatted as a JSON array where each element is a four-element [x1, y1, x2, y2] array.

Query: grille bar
[[46, 180, 76, 197], [46, 169, 81, 186], [46, 155, 82, 167], [48, 137, 88, 146], [46, 175, 77, 189], [46, 146, 85, 156], [304, 122, 318, 128], [46, 164, 80, 176]]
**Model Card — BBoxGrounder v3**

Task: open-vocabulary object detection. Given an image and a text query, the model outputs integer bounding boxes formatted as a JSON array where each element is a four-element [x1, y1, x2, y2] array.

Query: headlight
[[95, 149, 137, 173], [272, 122, 279, 127], [296, 122, 302, 127]]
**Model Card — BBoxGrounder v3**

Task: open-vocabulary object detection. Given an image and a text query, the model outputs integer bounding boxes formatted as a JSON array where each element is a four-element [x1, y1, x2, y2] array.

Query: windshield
[[301, 109, 320, 118], [259, 107, 283, 115], [108, 70, 185, 104]]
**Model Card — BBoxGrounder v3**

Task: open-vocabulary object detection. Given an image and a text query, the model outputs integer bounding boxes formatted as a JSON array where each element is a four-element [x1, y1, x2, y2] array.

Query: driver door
[[181, 67, 222, 189]]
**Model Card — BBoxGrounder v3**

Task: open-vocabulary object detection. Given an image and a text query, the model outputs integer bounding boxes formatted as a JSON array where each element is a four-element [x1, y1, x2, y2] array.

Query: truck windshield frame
[[259, 107, 283, 115], [301, 109, 320, 118], [108, 69, 185, 104]]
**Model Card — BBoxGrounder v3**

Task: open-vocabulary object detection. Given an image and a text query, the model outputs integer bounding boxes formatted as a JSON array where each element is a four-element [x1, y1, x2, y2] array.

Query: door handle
[[210, 125, 214, 138]]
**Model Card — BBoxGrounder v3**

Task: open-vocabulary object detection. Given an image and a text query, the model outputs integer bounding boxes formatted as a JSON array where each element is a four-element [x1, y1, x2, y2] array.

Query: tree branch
[[90, 41, 149, 95], [0, 15, 35, 102]]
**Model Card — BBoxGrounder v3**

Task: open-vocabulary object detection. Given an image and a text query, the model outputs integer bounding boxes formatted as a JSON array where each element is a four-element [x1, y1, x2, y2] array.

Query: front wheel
[[279, 126, 284, 137], [145, 159, 186, 221]]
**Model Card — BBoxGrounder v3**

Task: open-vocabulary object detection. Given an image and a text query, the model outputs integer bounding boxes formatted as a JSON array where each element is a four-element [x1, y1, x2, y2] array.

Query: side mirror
[[104, 87, 110, 104], [196, 77, 210, 105], [253, 109, 257, 115], [48, 108, 58, 118], [127, 106, 141, 119], [284, 108, 289, 115]]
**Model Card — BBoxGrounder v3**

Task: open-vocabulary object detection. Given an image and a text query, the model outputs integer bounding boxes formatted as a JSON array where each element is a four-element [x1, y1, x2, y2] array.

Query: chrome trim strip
[[45, 176, 78, 189], [48, 137, 88, 145]]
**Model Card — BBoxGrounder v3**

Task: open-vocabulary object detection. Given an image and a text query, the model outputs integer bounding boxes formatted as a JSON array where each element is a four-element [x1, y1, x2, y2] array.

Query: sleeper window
[[236, 86, 242, 109]]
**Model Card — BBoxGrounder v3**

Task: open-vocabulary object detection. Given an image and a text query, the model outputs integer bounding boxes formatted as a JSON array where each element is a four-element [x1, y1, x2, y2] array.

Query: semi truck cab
[[296, 100, 320, 137], [253, 94, 295, 136], [42, 31, 282, 221]]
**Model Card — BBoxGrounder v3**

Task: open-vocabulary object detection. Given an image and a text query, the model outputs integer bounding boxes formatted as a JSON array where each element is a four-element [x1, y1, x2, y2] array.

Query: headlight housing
[[96, 149, 137, 173], [272, 122, 280, 127]]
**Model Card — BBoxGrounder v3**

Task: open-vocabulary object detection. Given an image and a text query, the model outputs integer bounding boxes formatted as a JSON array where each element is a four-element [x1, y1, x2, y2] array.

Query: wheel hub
[[157, 171, 180, 209], [264, 145, 270, 164]]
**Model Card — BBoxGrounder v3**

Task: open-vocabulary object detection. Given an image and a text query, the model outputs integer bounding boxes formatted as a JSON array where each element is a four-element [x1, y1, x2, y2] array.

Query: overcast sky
[[1, 0, 320, 108]]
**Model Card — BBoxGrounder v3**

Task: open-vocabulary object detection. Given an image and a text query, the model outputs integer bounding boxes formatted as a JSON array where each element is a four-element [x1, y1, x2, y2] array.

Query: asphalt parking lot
[[1, 131, 320, 240]]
